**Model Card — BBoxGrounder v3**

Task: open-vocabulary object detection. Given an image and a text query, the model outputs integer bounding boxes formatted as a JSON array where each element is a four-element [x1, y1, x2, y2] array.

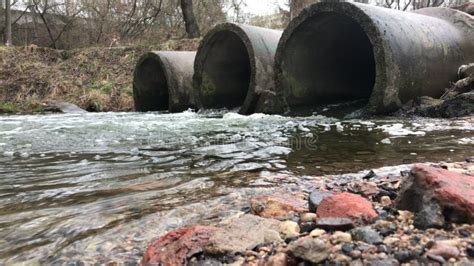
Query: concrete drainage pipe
[[274, 2, 474, 114], [133, 51, 198, 112], [193, 23, 283, 114]]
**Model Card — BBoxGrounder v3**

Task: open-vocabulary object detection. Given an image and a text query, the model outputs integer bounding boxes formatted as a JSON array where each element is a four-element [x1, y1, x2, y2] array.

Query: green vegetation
[[0, 39, 200, 113], [0, 102, 18, 113]]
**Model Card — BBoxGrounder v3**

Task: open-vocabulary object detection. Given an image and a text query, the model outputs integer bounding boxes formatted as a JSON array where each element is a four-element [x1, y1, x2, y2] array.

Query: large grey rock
[[204, 214, 281, 255]]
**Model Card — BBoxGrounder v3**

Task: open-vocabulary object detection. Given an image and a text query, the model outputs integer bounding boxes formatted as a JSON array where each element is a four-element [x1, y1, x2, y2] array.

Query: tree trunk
[[180, 0, 200, 38], [5, 0, 12, 46]]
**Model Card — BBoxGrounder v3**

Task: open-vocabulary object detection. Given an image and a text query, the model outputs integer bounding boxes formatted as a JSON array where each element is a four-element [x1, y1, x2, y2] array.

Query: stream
[[0, 110, 472, 264]]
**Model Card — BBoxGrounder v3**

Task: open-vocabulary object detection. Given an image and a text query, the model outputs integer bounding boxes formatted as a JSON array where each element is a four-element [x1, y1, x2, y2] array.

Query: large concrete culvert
[[275, 2, 474, 114], [193, 23, 283, 114], [133, 51, 198, 112]]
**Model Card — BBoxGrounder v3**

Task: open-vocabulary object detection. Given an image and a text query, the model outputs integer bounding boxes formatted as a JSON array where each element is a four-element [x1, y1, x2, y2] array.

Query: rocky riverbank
[[142, 161, 474, 265]]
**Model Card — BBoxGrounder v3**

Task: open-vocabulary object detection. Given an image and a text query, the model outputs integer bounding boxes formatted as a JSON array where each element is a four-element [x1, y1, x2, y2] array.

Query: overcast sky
[[242, 0, 289, 15]]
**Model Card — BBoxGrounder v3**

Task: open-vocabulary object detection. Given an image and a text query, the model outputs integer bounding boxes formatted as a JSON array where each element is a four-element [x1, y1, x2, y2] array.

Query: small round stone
[[330, 231, 352, 245], [380, 196, 392, 207], [309, 229, 326, 238], [279, 221, 300, 239]]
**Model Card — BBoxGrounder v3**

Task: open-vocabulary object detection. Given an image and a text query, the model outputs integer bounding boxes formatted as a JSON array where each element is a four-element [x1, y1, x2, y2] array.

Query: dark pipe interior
[[199, 31, 251, 108], [281, 13, 376, 108], [135, 57, 169, 111]]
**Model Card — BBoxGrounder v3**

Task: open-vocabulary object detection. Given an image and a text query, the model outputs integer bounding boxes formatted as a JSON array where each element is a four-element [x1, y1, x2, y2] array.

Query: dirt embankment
[[0, 39, 200, 114]]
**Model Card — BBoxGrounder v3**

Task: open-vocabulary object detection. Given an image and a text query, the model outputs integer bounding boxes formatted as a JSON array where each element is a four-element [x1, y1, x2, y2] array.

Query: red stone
[[249, 193, 308, 220], [142, 225, 218, 265], [316, 192, 377, 224], [408, 164, 474, 221]]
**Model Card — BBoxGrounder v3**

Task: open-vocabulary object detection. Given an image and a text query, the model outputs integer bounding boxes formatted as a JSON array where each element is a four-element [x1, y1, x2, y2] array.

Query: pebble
[[467, 247, 474, 258], [380, 196, 392, 207], [299, 222, 317, 233], [300, 213, 317, 223], [458, 229, 471, 237], [279, 221, 300, 239], [309, 229, 326, 238], [334, 254, 351, 264], [348, 250, 362, 259], [397, 211, 414, 223], [394, 250, 414, 263], [351, 227, 383, 245], [330, 231, 352, 245], [316, 217, 354, 231], [427, 254, 446, 264], [287, 238, 329, 264], [374, 220, 397, 236], [427, 241, 460, 259], [266, 253, 289, 266], [341, 243, 354, 254]]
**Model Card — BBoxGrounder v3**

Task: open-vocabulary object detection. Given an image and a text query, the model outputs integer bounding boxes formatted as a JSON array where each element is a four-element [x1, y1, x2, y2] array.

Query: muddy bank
[[143, 161, 474, 265], [0, 39, 200, 114]]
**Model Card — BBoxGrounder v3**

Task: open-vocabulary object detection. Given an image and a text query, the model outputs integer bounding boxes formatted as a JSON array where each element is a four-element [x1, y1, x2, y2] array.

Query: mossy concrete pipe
[[193, 23, 283, 115], [133, 51, 198, 112], [275, 2, 474, 114]]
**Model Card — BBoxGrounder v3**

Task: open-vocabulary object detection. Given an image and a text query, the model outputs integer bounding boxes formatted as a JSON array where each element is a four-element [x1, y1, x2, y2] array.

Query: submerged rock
[[249, 193, 307, 220], [204, 214, 280, 255], [142, 225, 218, 265], [316, 192, 378, 225], [396, 164, 474, 227]]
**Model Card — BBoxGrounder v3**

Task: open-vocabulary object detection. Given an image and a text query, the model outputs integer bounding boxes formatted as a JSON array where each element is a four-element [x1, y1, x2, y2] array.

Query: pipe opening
[[281, 12, 376, 109], [198, 31, 251, 109], [134, 57, 169, 111]]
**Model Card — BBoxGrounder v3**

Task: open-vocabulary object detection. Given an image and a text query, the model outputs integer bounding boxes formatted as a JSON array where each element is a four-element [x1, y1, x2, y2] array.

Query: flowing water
[[0, 110, 472, 264]]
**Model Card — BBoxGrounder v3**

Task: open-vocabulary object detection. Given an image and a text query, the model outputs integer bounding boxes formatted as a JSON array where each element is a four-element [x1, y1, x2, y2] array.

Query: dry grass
[[0, 39, 200, 113]]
